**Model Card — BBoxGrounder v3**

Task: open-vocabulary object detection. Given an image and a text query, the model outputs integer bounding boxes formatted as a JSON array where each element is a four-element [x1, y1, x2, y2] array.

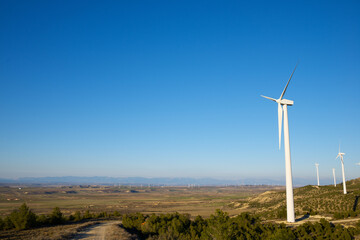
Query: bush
[[122, 212, 146, 232], [8, 203, 37, 230], [113, 211, 121, 217], [73, 211, 82, 221], [96, 211, 108, 218], [2, 216, 14, 230], [276, 206, 287, 219], [49, 207, 64, 225], [269, 228, 296, 240], [309, 208, 318, 216], [36, 214, 49, 225], [83, 210, 93, 219]]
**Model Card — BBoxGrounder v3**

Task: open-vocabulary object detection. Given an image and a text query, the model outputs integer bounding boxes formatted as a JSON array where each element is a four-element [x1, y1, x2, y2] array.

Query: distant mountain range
[[0, 176, 324, 186]]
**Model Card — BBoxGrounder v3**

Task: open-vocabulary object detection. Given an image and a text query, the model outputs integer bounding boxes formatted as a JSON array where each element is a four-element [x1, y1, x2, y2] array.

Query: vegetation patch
[[122, 210, 359, 239], [242, 178, 360, 221]]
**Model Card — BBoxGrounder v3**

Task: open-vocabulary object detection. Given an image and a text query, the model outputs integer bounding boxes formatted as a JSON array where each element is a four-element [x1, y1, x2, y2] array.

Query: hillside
[[234, 178, 360, 220]]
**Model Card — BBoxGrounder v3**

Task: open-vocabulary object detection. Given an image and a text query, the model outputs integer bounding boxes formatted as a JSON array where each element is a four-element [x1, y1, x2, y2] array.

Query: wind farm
[[0, 0, 359, 239]]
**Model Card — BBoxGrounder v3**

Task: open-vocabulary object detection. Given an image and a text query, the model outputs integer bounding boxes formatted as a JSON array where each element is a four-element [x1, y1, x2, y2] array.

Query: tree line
[[0, 203, 121, 231], [122, 210, 359, 240]]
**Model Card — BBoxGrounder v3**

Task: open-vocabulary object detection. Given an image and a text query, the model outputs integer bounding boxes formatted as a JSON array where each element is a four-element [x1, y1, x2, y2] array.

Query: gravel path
[[72, 221, 120, 240]]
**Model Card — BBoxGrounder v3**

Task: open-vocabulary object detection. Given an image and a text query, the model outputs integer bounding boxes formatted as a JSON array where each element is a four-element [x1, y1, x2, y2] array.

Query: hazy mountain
[[0, 176, 320, 186]]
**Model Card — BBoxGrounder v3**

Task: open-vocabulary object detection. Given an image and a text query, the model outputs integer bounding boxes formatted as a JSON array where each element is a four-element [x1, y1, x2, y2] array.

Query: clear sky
[[0, 0, 359, 184]]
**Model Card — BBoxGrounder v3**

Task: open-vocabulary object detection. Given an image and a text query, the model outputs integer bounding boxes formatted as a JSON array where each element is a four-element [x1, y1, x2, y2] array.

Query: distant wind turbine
[[332, 168, 336, 187], [336, 145, 347, 194], [261, 64, 297, 223], [356, 163, 360, 166], [315, 163, 320, 186]]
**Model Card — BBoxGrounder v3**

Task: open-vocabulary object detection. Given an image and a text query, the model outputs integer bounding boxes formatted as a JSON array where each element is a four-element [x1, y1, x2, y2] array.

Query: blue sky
[[0, 0, 359, 184]]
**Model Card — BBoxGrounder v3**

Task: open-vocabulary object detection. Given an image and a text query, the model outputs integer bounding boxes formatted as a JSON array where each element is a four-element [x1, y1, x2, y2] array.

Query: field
[[2, 179, 360, 221], [0, 184, 283, 218], [2, 181, 360, 239]]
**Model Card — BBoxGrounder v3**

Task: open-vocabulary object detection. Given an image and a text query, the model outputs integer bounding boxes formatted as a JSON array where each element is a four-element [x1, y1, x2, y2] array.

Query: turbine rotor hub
[[277, 99, 294, 106]]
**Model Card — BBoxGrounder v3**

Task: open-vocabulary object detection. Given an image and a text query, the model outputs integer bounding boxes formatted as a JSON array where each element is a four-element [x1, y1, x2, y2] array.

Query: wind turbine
[[336, 146, 347, 194], [332, 168, 336, 187], [261, 64, 297, 223], [315, 163, 320, 186]]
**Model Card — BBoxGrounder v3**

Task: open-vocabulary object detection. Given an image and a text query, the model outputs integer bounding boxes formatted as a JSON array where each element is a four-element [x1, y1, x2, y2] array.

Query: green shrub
[[2, 216, 14, 230], [122, 212, 146, 231], [9, 203, 37, 230], [276, 206, 287, 219], [73, 211, 82, 221], [49, 207, 64, 225], [36, 214, 49, 225], [83, 210, 93, 219], [113, 211, 121, 217], [269, 228, 296, 240]]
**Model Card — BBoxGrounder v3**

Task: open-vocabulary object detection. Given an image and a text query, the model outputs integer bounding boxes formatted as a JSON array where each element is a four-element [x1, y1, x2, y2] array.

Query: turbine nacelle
[[336, 153, 345, 164], [260, 96, 294, 106], [278, 99, 294, 106]]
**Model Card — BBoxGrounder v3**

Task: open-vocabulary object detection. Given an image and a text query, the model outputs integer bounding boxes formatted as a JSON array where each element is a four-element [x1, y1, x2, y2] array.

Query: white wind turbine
[[332, 168, 336, 187], [315, 163, 320, 186], [336, 146, 347, 194], [261, 64, 297, 223]]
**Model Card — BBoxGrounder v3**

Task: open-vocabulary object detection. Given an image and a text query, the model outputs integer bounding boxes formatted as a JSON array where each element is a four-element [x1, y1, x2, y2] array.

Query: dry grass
[[105, 223, 138, 240]]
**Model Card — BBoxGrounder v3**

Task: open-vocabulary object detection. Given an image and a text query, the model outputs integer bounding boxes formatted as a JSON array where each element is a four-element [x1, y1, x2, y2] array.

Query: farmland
[[0, 184, 282, 218]]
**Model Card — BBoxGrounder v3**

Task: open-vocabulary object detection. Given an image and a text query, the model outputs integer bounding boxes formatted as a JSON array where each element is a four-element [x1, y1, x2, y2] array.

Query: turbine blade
[[278, 103, 283, 149], [261, 95, 277, 102], [280, 63, 298, 100]]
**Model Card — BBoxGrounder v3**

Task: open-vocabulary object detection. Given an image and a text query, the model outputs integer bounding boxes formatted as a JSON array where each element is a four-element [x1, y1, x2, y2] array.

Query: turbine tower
[[315, 163, 320, 186], [332, 168, 336, 187], [336, 146, 347, 194], [261, 64, 297, 223]]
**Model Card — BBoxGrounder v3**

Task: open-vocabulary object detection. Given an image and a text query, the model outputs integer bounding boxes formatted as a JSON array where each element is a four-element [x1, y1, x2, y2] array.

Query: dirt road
[[332, 217, 360, 224], [72, 221, 121, 240]]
